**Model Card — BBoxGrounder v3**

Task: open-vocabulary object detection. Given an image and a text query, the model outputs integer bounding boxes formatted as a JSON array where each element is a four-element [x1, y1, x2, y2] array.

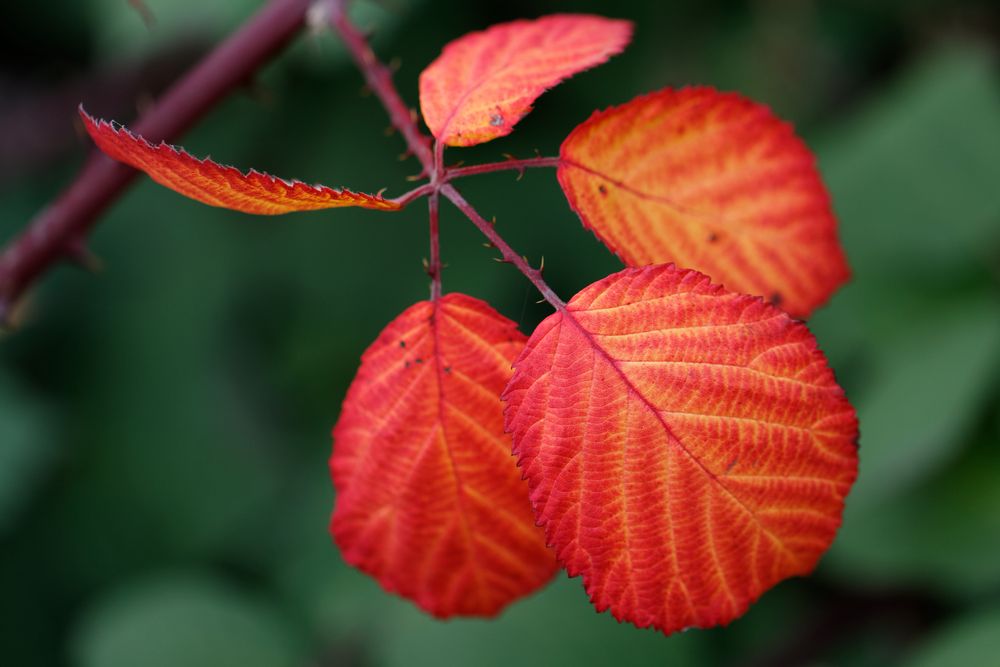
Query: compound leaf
[[558, 88, 849, 318], [419, 14, 632, 147], [503, 264, 858, 634], [80, 108, 400, 214], [331, 293, 556, 617]]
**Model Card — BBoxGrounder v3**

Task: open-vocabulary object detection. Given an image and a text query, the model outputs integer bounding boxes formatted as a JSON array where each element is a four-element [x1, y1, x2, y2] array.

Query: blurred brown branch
[[0, 40, 206, 183], [0, 0, 316, 327]]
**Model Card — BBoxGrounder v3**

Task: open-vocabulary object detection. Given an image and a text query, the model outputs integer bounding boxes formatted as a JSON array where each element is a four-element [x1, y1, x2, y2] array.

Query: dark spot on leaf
[[405, 361, 411, 368], [707, 232, 718, 243], [598, 184, 608, 196], [399, 340, 406, 348], [444, 366, 451, 374], [769, 292, 783, 306], [415, 358, 424, 364], [725, 456, 739, 473], [490, 113, 504, 127]]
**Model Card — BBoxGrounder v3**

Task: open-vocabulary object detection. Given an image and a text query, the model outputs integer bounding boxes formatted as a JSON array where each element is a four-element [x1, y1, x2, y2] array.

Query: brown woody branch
[[0, 0, 316, 325]]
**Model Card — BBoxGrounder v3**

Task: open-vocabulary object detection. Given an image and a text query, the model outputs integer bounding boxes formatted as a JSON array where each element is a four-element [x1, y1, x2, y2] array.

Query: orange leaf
[[503, 264, 858, 633], [79, 107, 399, 214], [419, 14, 632, 147], [331, 294, 556, 617], [558, 88, 849, 318]]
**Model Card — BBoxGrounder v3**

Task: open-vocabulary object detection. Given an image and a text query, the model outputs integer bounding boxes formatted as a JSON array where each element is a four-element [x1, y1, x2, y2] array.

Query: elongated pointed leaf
[[419, 15, 632, 147], [80, 108, 399, 214], [331, 294, 556, 617], [503, 264, 858, 634], [558, 88, 849, 317]]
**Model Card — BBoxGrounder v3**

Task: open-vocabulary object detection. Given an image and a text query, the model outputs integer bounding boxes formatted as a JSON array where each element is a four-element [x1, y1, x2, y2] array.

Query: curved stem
[[446, 156, 560, 180], [328, 0, 433, 173], [441, 184, 565, 311], [0, 0, 315, 322]]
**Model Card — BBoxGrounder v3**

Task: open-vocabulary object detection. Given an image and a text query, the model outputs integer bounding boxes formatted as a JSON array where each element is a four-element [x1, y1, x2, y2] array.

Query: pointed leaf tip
[[331, 293, 556, 617], [558, 87, 849, 318], [503, 264, 858, 634], [78, 107, 400, 214], [419, 14, 632, 147]]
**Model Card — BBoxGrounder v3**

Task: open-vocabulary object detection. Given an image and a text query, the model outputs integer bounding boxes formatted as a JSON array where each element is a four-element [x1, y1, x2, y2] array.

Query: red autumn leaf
[[419, 14, 632, 147], [502, 264, 858, 634], [330, 293, 556, 617], [79, 107, 399, 214], [557, 87, 849, 318]]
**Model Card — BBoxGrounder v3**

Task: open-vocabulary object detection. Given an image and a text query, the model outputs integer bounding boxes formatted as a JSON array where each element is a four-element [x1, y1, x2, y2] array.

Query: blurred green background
[[2, 0, 1000, 665]]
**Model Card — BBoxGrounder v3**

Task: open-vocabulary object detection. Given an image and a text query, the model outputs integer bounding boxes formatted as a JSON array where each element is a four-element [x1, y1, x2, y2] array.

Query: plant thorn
[[388, 56, 402, 72], [135, 92, 155, 117], [127, 0, 156, 30], [66, 240, 104, 273]]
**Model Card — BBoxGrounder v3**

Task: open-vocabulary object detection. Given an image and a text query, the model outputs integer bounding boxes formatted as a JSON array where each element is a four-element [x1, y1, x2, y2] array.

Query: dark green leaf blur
[[2, 1, 999, 665]]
